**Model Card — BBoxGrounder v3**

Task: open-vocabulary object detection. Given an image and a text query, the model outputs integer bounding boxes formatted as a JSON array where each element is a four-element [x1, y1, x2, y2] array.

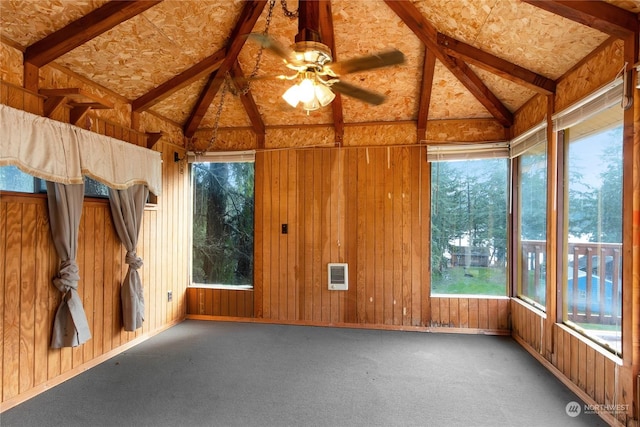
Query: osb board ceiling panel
[[150, 76, 252, 128], [330, 0, 422, 123], [470, 65, 536, 113], [471, 1, 610, 79], [56, 1, 242, 100], [428, 60, 491, 120], [0, 0, 110, 47], [412, 0, 496, 44], [605, 0, 640, 13]]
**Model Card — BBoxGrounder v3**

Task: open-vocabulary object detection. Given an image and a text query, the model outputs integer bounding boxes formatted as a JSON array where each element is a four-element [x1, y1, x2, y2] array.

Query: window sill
[[189, 284, 253, 291]]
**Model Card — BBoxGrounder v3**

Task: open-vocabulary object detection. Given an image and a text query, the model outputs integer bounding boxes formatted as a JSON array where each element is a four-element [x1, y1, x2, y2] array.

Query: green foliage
[[431, 159, 508, 295], [431, 267, 506, 295], [192, 162, 254, 286]]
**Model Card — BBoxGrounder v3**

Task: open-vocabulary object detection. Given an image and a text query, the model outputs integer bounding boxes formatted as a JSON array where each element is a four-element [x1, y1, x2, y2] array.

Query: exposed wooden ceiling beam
[[24, 0, 162, 67], [229, 61, 265, 138], [318, 0, 344, 147], [417, 49, 436, 142], [522, 0, 638, 39], [436, 33, 556, 95], [132, 49, 226, 112], [184, 0, 267, 138], [384, 0, 513, 127]]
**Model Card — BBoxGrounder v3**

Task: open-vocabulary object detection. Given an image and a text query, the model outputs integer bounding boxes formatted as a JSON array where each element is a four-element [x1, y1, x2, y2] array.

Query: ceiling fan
[[247, 0, 405, 112]]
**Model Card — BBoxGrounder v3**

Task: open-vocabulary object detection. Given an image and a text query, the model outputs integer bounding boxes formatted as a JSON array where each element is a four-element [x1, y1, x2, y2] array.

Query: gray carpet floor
[[2, 320, 609, 427]]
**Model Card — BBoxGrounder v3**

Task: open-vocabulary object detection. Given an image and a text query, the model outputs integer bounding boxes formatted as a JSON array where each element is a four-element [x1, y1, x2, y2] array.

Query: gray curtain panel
[[108, 184, 149, 331], [46, 181, 91, 348]]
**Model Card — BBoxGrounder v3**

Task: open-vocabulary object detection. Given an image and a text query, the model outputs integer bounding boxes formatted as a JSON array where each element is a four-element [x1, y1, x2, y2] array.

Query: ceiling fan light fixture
[[315, 83, 335, 107]]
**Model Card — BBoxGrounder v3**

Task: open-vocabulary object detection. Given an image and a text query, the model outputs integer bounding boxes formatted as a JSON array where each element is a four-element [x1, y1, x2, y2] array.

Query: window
[[191, 153, 255, 288], [514, 126, 548, 309], [561, 100, 623, 355], [0, 165, 109, 197], [430, 158, 508, 296]]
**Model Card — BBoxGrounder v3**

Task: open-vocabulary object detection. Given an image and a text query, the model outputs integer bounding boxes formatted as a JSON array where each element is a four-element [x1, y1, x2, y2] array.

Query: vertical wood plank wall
[[0, 83, 190, 408], [187, 147, 510, 332]]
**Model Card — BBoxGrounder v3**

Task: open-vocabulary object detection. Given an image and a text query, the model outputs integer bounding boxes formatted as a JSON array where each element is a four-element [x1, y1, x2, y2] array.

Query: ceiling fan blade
[[246, 33, 299, 65], [328, 49, 405, 75], [330, 81, 386, 105]]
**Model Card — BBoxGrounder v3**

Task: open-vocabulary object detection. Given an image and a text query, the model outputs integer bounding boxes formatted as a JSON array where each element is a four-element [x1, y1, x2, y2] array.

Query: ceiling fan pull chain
[[280, 0, 298, 19]]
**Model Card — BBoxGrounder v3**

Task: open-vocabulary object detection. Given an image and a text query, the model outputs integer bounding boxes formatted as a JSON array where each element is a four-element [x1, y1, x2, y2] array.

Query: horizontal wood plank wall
[[0, 97, 189, 408], [188, 146, 509, 332], [511, 299, 627, 424]]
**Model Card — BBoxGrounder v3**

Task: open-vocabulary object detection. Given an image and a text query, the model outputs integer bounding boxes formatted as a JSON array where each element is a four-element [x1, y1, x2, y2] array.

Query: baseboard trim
[[0, 319, 182, 413], [185, 314, 510, 335]]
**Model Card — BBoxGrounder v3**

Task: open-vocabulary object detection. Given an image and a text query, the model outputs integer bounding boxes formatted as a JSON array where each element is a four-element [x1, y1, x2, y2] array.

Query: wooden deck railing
[[521, 240, 622, 325]]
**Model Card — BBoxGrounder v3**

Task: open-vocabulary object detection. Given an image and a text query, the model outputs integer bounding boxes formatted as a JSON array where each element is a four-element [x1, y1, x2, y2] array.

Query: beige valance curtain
[[0, 104, 162, 195]]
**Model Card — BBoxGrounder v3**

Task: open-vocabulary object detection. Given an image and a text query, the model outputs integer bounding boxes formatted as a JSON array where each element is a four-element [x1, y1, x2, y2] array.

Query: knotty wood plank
[[400, 148, 412, 326], [488, 298, 498, 330], [556, 325, 564, 376], [73, 209, 86, 369], [315, 150, 327, 322], [372, 148, 385, 324], [254, 152, 264, 318], [319, 150, 332, 322], [498, 298, 509, 330], [478, 298, 489, 329], [270, 152, 280, 319], [604, 358, 615, 406], [343, 149, 358, 323], [213, 289, 221, 316], [431, 298, 440, 326], [577, 340, 587, 390], [287, 150, 297, 321], [229, 291, 237, 317], [302, 150, 314, 321], [410, 147, 423, 326], [468, 298, 479, 328], [102, 211, 117, 353], [19, 202, 36, 393], [585, 345, 595, 399], [420, 150, 430, 326], [278, 151, 288, 320], [569, 334, 578, 383], [594, 351, 605, 403], [4, 203, 22, 401], [392, 148, 403, 325], [327, 150, 340, 323], [33, 201, 50, 387], [83, 207, 96, 363], [220, 290, 229, 317], [355, 149, 368, 323], [449, 298, 459, 327], [439, 298, 450, 326], [383, 148, 394, 325], [92, 207, 105, 358], [262, 152, 272, 319], [458, 298, 469, 328]]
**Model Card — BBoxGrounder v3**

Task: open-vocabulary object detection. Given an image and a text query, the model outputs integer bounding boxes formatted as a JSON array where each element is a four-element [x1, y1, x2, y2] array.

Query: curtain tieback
[[126, 251, 144, 270], [53, 260, 80, 293]]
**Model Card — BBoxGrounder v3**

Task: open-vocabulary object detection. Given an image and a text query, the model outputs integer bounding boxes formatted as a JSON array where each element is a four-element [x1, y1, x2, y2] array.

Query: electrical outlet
[[167, 291, 173, 302]]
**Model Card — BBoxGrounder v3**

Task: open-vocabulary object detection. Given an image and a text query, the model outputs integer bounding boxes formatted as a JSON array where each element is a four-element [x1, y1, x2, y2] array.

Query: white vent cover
[[328, 263, 348, 291]]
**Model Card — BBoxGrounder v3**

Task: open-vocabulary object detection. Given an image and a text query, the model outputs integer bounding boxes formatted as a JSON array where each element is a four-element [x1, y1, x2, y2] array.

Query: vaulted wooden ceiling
[[1, 0, 638, 146]]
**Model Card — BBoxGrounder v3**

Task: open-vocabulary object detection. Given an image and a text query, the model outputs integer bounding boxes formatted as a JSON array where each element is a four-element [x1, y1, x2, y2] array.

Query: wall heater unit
[[328, 263, 348, 291]]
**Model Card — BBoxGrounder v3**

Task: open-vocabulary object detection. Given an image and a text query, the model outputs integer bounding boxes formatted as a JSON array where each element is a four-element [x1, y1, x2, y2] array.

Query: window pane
[[84, 176, 109, 198], [564, 104, 622, 355], [0, 165, 35, 192], [518, 143, 547, 308], [192, 162, 254, 288], [431, 159, 508, 296]]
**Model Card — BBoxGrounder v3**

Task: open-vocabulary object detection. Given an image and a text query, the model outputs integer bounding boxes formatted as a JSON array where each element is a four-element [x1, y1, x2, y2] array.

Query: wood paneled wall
[[0, 82, 190, 409], [188, 146, 511, 332]]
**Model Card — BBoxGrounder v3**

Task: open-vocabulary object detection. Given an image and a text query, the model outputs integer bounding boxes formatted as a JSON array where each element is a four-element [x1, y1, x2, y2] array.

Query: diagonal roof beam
[[132, 48, 226, 112], [25, 0, 162, 67], [436, 33, 556, 95], [384, 0, 513, 127], [184, 0, 267, 138], [522, 0, 638, 39], [229, 60, 265, 148], [417, 48, 437, 142], [318, 0, 344, 147]]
